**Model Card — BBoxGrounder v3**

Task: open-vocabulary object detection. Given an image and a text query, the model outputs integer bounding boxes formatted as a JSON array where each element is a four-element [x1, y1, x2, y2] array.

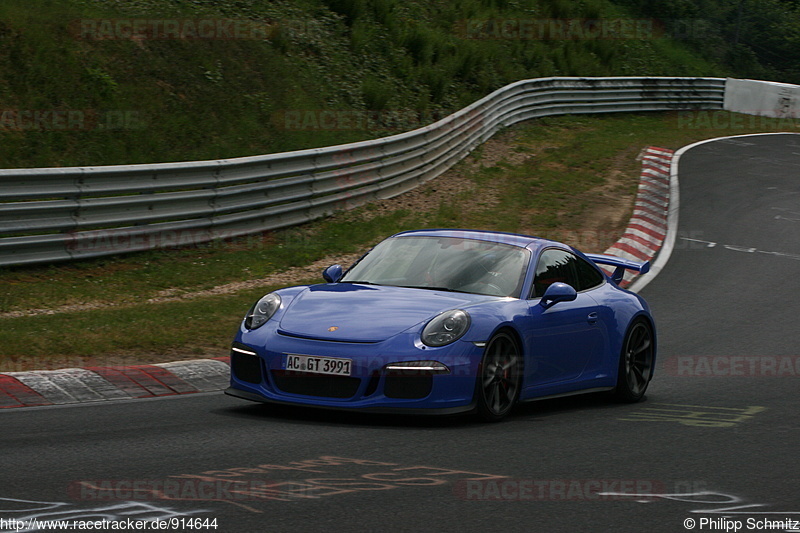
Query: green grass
[[0, 208, 417, 313], [0, 0, 726, 169], [2, 110, 797, 370], [3, 294, 255, 359]]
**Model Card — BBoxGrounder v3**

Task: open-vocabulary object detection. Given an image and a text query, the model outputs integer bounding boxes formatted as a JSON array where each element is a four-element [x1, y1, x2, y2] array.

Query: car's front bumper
[[227, 328, 484, 414], [224, 386, 476, 415]]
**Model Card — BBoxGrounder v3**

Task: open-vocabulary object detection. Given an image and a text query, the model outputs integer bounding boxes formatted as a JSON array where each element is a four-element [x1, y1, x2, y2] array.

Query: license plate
[[285, 354, 352, 376]]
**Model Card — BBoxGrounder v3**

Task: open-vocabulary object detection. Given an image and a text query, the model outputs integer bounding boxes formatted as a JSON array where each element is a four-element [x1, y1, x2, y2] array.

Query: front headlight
[[244, 293, 281, 329], [421, 309, 471, 347]]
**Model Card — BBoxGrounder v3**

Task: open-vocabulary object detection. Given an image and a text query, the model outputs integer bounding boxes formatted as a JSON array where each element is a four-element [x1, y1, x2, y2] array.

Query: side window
[[573, 255, 605, 291], [532, 249, 578, 298], [531, 249, 604, 297]]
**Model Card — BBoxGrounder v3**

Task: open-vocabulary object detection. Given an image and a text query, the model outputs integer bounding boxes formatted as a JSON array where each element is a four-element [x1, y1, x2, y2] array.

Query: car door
[[522, 248, 606, 387]]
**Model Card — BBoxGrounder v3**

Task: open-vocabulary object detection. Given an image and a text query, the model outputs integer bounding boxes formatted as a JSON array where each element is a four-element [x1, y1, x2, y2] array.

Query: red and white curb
[[0, 146, 676, 409], [0, 358, 229, 408], [602, 146, 674, 287]]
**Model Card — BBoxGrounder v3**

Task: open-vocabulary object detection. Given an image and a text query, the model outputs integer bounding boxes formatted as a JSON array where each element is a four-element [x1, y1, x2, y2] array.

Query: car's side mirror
[[539, 282, 577, 309], [322, 264, 343, 283]]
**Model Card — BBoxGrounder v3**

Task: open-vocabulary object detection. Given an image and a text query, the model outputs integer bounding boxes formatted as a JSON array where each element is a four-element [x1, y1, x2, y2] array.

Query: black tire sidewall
[[475, 331, 522, 422], [614, 319, 653, 402]]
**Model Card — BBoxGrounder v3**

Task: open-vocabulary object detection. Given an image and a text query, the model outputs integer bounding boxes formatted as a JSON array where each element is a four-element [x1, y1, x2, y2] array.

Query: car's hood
[[278, 283, 490, 343]]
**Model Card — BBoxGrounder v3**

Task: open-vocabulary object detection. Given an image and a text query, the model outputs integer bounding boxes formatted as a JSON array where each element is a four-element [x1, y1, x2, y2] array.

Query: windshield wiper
[[341, 282, 473, 294], [395, 285, 465, 293]]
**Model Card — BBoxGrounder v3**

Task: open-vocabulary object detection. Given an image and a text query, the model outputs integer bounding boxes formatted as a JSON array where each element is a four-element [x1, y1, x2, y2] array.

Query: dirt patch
[[343, 129, 531, 223], [561, 147, 643, 251]]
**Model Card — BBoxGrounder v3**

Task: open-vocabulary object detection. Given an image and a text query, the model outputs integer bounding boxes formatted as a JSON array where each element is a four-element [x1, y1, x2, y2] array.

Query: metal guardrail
[[0, 77, 726, 266]]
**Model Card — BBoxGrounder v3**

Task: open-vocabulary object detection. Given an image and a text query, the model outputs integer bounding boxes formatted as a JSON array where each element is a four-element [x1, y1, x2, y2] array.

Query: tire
[[476, 331, 522, 422], [614, 320, 654, 402]]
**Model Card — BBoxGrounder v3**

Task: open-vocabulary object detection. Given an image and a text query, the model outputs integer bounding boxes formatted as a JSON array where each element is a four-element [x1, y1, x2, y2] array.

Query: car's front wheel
[[614, 319, 654, 402], [476, 331, 522, 422]]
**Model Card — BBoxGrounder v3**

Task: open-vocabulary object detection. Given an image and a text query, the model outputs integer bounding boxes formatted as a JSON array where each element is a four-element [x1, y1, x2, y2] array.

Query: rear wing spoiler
[[584, 253, 650, 285]]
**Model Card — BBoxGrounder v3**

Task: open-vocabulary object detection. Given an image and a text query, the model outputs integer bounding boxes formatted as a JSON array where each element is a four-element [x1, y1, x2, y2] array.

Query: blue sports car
[[226, 229, 656, 421]]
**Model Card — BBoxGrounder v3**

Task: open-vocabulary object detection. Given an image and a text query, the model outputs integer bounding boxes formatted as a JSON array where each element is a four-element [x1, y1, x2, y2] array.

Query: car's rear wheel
[[476, 331, 522, 422], [614, 319, 654, 402]]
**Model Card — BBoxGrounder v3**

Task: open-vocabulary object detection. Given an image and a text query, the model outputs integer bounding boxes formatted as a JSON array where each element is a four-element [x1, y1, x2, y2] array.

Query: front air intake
[[231, 345, 263, 385]]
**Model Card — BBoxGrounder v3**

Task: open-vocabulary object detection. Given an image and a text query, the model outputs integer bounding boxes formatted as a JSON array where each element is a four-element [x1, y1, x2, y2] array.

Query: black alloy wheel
[[476, 331, 522, 422]]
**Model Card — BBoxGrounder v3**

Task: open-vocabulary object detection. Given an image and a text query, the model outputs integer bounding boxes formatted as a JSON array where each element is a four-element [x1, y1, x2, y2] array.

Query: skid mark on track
[[680, 237, 800, 260], [70, 456, 508, 514], [598, 489, 800, 525], [618, 403, 766, 427], [772, 207, 800, 222]]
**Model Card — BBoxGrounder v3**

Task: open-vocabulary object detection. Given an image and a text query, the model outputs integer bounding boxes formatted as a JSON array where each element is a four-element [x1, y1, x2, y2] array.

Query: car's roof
[[392, 229, 561, 251]]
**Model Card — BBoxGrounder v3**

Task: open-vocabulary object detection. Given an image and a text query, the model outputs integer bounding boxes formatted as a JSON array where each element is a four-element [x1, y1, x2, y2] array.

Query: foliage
[[0, 0, 726, 168], [616, 0, 800, 83]]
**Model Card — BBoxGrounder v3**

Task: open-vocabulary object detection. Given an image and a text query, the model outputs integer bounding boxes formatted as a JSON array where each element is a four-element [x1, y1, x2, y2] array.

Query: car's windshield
[[341, 236, 530, 298]]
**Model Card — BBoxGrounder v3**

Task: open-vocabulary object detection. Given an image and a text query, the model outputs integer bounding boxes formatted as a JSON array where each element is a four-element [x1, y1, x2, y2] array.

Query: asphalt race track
[[1, 134, 798, 533]]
